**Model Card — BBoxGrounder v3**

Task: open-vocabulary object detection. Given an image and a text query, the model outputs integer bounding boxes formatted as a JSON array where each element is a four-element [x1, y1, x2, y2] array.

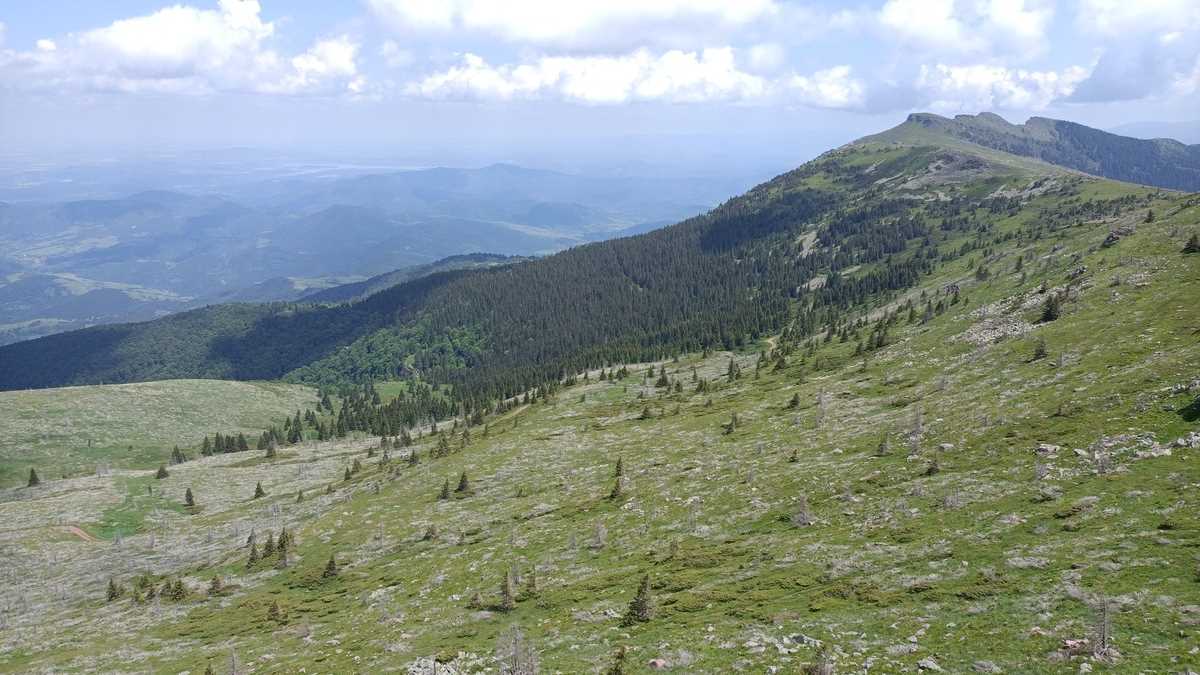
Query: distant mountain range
[[3, 111, 1197, 395], [0, 164, 741, 344], [861, 112, 1200, 191]]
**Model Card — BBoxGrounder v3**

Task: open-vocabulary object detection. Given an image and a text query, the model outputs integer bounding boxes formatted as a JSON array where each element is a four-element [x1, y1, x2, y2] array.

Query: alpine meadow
[[1, 2, 1199, 674]]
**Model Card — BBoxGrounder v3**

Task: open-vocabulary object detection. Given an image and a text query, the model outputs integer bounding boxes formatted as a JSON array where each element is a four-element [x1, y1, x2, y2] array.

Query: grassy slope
[[3, 150, 1199, 673], [0, 380, 317, 487]]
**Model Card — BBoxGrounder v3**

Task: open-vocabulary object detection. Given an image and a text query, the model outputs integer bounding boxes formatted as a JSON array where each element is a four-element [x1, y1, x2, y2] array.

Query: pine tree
[[608, 476, 624, 500], [155, 464, 169, 479], [208, 575, 223, 595], [1184, 233, 1200, 254], [267, 600, 283, 623], [523, 567, 539, 599], [247, 541, 260, 567], [456, 471, 471, 494], [26, 468, 39, 487], [263, 531, 276, 557], [614, 457, 624, 477], [265, 439, 277, 459], [499, 568, 517, 611], [467, 591, 484, 610], [322, 554, 338, 579], [184, 487, 196, 509], [408, 448, 420, 466], [604, 646, 629, 675], [439, 478, 451, 500], [253, 482, 266, 499], [622, 575, 653, 625], [1040, 293, 1061, 322], [106, 578, 123, 602], [344, 467, 353, 481], [1033, 336, 1048, 361]]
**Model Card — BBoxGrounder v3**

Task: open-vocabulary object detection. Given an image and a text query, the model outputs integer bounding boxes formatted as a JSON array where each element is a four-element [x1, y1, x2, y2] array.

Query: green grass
[[4, 158, 1199, 673], [0, 379, 317, 487]]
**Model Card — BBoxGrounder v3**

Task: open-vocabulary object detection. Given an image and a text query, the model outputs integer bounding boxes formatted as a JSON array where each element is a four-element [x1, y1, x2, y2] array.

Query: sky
[[0, 0, 1197, 167]]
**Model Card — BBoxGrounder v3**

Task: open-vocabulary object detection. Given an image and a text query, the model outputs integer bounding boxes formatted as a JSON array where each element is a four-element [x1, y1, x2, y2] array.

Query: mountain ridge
[[859, 112, 1200, 191]]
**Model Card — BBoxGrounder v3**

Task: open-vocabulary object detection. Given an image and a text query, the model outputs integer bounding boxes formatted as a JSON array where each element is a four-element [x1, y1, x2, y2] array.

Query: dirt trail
[[62, 525, 99, 542]]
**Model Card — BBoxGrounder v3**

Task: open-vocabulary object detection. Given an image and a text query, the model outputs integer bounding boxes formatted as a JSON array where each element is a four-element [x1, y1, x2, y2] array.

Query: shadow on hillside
[[1179, 396, 1200, 423]]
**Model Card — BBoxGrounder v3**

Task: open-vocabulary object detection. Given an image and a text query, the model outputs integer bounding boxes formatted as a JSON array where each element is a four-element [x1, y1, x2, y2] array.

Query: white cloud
[[878, 0, 1052, 55], [1069, 0, 1199, 102], [917, 63, 1088, 111], [407, 48, 768, 104], [406, 48, 873, 109], [0, 0, 363, 96], [786, 66, 866, 109], [380, 40, 414, 68], [368, 0, 778, 48], [746, 43, 786, 73], [881, 0, 969, 51], [1077, 0, 1200, 37]]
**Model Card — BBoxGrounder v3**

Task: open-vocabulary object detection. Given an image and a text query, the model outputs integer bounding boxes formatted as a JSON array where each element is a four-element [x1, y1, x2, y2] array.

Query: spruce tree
[[439, 478, 451, 500], [1184, 233, 1200, 254], [184, 487, 196, 509], [268, 600, 283, 623], [155, 464, 169, 479], [604, 646, 629, 675], [263, 531, 276, 557], [247, 541, 260, 567], [322, 554, 338, 579], [1040, 293, 1061, 322], [253, 482, 266, 499], [608, 476, 624, 500], [622, 574, 653, 625], [26, 468, 39, 487], [106, 578, 122, 602], [455, 471, 471, 494], [208, 576, 223, 595], [499, 568, 517, 611], [614, 457, 624, 477]]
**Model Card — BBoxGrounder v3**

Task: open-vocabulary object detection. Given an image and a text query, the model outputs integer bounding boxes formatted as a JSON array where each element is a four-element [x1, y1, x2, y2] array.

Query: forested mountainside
[[1, 118, 1194, 430], [864, 112, 1200, 191], [301, 253, 527, 305]]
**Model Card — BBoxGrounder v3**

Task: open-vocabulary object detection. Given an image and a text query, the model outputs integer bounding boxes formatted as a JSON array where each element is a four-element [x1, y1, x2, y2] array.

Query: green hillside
[[1, 132, 1197, 672], [0, 380, 317, 487], [861, 112, 1200, 191]]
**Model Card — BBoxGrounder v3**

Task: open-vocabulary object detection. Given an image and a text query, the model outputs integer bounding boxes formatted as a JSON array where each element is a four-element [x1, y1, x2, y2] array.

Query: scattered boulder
[[1036, 443, 1061, 457], [1101, 226, 1133, 248], [1174, 431, 1200, 449], [918, 656, 944, 671], [1007, 556, 1049, 569]]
